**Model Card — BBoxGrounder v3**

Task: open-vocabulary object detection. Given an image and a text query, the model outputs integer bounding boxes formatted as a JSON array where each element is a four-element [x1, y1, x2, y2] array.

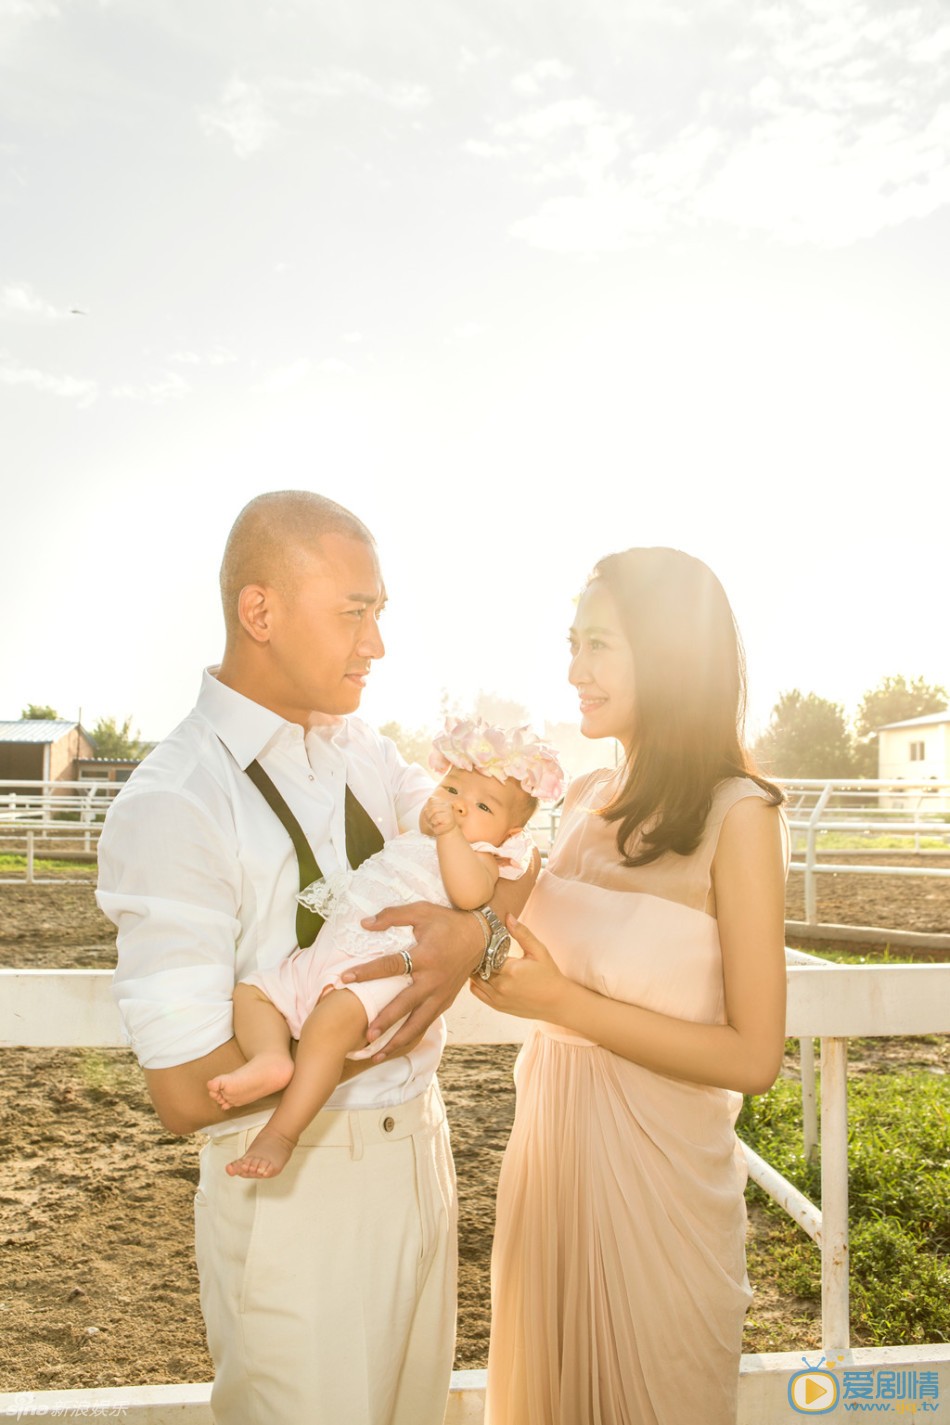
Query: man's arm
[[145, 1032, 382, 1136], [341, 847, 540, 1059]]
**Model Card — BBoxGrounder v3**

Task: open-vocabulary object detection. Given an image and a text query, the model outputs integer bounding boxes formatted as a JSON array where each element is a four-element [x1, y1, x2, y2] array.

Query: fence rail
[[0, 780, 122, 883], [1, 956, 949, 1423]]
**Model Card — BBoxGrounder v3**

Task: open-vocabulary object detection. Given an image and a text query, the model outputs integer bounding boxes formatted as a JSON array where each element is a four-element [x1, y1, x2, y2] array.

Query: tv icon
[[788, 1368, 840, 1413]]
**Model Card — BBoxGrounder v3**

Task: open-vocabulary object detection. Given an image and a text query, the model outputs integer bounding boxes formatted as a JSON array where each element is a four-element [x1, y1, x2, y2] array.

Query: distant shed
[[0, 720, 96, 785], [877, 710, 950, 810]]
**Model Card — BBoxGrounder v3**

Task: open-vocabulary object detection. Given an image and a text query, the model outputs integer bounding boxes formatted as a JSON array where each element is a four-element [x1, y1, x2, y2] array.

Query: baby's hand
[[421, 795, 458, 837]]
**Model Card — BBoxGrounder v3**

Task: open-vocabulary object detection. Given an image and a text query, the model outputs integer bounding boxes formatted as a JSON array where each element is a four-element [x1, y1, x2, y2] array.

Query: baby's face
[[435, 769, 523, 846]]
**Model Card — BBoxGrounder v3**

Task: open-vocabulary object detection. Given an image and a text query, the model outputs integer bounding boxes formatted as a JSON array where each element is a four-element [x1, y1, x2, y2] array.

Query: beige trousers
[[194, 1081, 458, 1425]]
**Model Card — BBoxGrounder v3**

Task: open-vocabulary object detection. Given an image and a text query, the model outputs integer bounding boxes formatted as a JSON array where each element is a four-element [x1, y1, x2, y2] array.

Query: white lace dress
[[241, 827, 532, 1056]]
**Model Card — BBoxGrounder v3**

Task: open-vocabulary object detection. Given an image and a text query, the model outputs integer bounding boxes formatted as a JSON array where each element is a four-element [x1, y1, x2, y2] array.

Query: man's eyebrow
[[346, 590, 386, 604], [570, 623, 615, 637]]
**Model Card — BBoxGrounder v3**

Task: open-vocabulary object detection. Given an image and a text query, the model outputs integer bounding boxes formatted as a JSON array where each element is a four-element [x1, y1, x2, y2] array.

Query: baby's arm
[[224, 988, 370, 1179], [434, 829, 500, 910]]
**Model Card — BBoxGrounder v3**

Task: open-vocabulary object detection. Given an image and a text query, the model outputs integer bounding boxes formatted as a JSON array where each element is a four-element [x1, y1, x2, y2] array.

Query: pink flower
[[429, 716, 565, 802]]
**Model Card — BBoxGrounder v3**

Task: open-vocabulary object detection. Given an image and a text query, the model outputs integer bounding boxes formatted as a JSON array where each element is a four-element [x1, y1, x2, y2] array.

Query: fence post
[[800, 1037, 818, 1164], [26, 829, 35, 885], [805, 783, 834, 925], [820, 1036, 850, 1351]]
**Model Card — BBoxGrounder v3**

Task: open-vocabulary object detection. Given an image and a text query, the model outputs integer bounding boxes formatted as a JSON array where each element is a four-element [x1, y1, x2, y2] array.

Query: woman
[[474, 547, 787, 1425]]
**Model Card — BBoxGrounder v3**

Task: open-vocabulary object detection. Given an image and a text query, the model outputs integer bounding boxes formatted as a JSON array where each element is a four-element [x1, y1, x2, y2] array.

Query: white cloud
[[317, 357, 353, 375], [498, 1, 950, 253], [2, 281, 64, 321], [511, 184, 665, 254], [0, 357, 96, 406], [169, 346, 237, 366], [511, 58, 574, 97], [502, 98, 606, 143], [297, 68, 430, 111], [110, 371, 189, 403], [199, 67, 430, 158], [462, 139, 512, 159], [342, 331, 363, 344], [252, 358, 311, 393], [199, 77, 278, 158], [0, 0, 61, 17]]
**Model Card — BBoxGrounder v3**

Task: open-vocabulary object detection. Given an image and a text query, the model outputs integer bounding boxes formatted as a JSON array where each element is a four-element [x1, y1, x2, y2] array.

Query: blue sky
[[2, 0, 948, 746]]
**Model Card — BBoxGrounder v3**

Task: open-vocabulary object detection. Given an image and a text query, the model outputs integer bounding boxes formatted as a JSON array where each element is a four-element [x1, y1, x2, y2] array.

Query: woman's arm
[[471, 799, 787, 1096]]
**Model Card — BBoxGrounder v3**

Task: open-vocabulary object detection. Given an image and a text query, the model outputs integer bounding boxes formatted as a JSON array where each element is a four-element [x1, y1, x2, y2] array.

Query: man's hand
[[341, 902, 485, 1060]]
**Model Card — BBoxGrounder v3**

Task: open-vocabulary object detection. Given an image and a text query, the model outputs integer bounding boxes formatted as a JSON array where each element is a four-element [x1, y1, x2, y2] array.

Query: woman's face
[[568, 580, 637, 751]]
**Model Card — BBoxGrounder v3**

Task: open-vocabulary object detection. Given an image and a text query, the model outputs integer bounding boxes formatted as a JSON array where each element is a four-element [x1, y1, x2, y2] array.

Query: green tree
[[754, 690, 854, 778], [852, 676, 949, 776], [21, 703, 59, 719], [90, 715, 143, 760], [377, 721, 435, 770]]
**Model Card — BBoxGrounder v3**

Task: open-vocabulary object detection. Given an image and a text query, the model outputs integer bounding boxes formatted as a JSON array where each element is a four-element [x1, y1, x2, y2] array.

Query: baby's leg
[[226, 988, 369, 1179], [207, 984, 295, 1109]]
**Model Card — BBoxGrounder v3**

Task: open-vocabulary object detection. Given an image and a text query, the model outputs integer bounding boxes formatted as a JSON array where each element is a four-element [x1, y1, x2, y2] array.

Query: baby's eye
[[477, 802, 492, 814], [443, 785, 458, 796]]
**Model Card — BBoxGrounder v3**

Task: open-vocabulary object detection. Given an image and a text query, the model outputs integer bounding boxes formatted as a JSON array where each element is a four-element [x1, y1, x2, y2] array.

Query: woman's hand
[[469, 915, 572, 1022]]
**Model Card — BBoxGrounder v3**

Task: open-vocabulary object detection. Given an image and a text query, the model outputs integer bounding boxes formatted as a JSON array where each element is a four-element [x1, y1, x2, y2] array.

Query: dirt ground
[[1, 861, 948, 1392]]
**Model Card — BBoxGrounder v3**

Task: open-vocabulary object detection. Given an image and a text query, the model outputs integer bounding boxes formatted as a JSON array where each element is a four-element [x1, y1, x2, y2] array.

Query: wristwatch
[[474, 903, 511, 981]]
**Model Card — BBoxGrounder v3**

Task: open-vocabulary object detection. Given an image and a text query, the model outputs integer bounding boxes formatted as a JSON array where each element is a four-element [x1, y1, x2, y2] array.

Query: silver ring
[[399, 949, 413, 977]]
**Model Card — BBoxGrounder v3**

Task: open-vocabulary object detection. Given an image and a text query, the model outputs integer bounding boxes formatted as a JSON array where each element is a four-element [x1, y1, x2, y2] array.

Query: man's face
[[269, 533, 386, 718]]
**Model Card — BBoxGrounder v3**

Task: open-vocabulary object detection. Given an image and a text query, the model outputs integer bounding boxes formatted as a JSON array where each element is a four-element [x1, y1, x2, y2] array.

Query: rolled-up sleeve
[[97, 789, 243, 1070]]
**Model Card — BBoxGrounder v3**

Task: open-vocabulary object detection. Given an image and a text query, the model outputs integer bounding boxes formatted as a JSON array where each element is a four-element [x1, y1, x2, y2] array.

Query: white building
[[877, 710, 950, 810]]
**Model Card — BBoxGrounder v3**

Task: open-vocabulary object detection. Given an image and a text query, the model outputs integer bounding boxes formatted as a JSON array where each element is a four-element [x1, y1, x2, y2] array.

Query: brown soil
[[1, 866, 948, 1391]]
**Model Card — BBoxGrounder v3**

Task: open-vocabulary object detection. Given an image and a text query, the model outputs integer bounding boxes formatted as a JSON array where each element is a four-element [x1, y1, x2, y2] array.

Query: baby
[[207, 717, 565, 1179]]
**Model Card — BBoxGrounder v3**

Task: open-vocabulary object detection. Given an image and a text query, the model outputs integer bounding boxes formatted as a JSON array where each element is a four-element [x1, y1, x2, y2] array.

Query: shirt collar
[[196, 668, 293, 770], [196, 668, 349, 769]]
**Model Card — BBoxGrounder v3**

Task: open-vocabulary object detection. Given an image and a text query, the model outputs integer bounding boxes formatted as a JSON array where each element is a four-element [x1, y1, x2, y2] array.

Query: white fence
[[1, 957, 949, 1423], [0, 780, 122, 883], [783, 778, 950, 926]]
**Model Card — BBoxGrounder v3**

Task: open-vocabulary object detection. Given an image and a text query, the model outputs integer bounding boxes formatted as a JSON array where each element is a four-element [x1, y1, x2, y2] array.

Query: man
[[96, 491, 536, 1425]]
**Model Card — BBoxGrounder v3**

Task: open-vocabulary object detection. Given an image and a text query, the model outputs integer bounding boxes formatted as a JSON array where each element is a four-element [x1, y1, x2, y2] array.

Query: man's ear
[[237, 583, 274, 644]]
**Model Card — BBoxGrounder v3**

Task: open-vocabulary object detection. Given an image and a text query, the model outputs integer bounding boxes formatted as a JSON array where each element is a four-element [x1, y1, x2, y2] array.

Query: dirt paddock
[[1, 863, 948, 1392]]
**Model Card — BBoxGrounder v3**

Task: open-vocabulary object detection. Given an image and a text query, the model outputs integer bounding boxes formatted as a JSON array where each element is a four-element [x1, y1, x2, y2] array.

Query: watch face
[[490, 937, 511, 972]]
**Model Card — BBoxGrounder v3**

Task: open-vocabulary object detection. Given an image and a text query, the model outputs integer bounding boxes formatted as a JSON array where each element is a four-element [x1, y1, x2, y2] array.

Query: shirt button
[[382, 1116, 395, 1134], [308, 774, 314, 781]]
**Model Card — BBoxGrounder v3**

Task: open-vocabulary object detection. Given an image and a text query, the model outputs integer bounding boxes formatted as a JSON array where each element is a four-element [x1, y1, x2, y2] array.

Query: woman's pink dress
[[486, 772, 778, 1425]]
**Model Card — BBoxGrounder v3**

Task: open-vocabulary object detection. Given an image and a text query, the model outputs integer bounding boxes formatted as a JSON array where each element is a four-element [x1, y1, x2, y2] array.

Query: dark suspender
[[245, 759, 384, 948]]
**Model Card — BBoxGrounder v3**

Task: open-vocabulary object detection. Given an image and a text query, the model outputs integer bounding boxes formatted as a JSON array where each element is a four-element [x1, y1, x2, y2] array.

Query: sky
[[2, 0, 949, 753]]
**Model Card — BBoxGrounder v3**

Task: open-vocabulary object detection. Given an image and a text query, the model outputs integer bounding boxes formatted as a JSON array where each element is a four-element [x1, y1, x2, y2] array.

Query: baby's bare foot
[[207, 1053, 294, 1110], [225, 1128, 297, 1178]]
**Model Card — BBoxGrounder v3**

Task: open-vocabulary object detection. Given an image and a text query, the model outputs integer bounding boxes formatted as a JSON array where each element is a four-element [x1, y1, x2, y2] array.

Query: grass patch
[[800, 832, 950, 851], [738, 1070, 950, 1346], [0, 853, 96, 876]]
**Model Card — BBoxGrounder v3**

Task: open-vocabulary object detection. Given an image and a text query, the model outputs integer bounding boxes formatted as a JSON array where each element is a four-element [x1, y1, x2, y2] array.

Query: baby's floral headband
[[429, 717, 565, 802]]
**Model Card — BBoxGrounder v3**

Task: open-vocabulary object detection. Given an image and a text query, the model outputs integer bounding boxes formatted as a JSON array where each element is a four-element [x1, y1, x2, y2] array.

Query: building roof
[[0, 719, 82, 744], [878, 710, 950, 732]]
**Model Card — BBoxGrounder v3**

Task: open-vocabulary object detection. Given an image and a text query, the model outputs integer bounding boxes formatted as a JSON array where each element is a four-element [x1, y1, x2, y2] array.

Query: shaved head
[[219, 491, 373, 641]]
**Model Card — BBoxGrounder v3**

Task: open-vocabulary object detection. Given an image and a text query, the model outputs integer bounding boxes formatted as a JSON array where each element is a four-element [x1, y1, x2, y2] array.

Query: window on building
[[909, 740, 925, 761]]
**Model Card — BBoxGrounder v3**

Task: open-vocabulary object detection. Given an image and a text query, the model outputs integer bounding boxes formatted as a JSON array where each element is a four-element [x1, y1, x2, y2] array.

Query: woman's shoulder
[[562, 767, 618, 815], [711, 774, 781, 818]]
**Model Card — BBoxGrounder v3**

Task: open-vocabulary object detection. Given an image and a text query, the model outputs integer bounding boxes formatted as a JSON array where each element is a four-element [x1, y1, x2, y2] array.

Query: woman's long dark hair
[[591, 548, 782, 866]]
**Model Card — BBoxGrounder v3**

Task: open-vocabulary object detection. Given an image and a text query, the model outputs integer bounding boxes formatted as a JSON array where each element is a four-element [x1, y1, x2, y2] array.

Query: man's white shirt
[[97, 669, 438, 1133]]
